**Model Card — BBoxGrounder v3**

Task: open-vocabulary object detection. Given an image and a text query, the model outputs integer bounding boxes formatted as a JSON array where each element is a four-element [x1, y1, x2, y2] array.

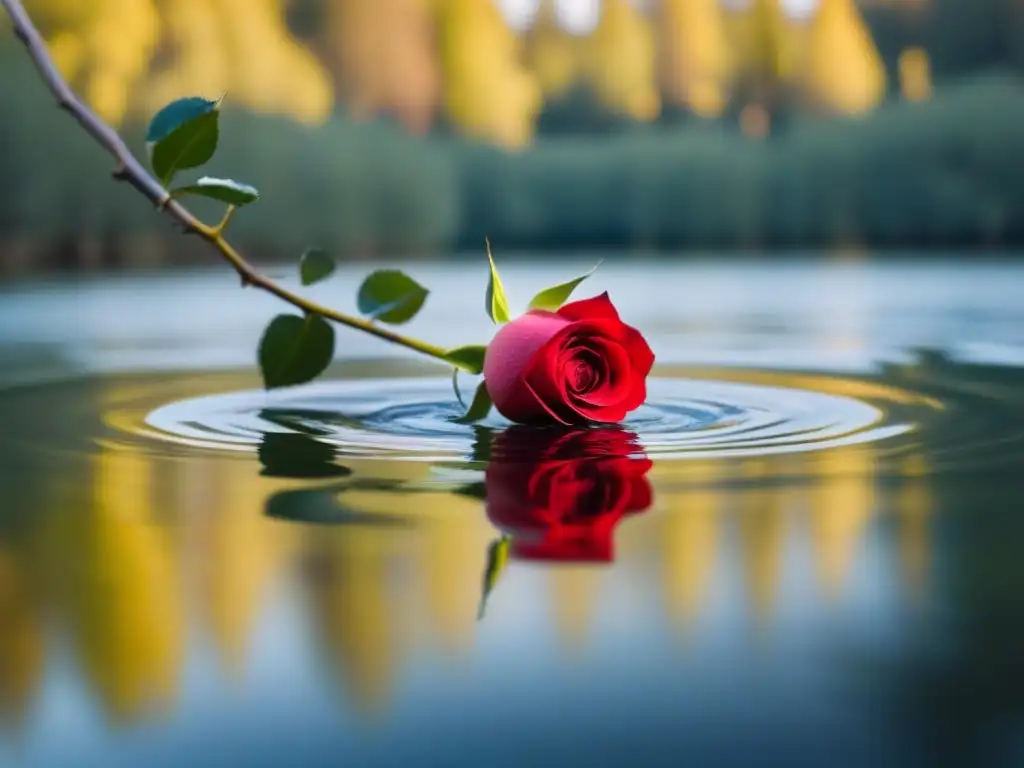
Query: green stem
[[198, 222, 450, 361], [0, 0, 451, 366]]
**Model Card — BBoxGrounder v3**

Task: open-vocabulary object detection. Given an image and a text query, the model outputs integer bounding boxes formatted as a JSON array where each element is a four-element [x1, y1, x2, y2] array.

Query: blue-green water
[[0, 257, 1023, 767]]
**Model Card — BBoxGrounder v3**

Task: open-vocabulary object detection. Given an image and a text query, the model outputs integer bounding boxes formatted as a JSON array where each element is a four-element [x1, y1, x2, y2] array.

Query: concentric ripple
[[138, 374, 924, 462]]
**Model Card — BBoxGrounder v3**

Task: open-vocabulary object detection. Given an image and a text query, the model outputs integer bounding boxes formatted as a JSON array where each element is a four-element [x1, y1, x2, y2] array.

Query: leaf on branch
[[527, 261, 602, 311], [484, 238, 511, 324], [258, 313, 335, 389], [147, 96, 220, 186], [443, 344, 487, 375], [172, 177, 259, 206], [453, 380, 493, 424], [356, 269, 429, 325], [300, 248, 336, 286]]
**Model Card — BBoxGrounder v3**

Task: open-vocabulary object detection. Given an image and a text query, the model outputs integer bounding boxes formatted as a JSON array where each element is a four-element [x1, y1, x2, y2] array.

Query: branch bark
[[0, 0, 450, 363]]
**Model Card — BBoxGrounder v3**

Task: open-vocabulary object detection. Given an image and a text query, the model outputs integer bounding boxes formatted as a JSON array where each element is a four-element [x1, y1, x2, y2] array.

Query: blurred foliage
[[1, 0, 1023, 268]]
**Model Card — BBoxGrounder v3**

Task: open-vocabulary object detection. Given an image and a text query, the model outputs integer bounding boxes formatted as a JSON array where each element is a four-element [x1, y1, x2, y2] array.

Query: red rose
[[484, 427, 654, 563], [482, 292, 654, 425]]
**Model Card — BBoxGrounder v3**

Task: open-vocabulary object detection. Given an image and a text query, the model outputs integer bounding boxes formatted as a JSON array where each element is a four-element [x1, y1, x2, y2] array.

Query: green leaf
[[300, 248, 335, 286], [148, 97, 220, 185], [443, 344, 487, 375], [484, 238, 511, 324], [527, 261, 602, 311], [452, 368, 465, 408], [171, 177, 259, 206], [478, 535, 511, 620], [258, 313, 335, 389], [453, 380, 493, 424], [145, 97, 216, 142], [357, 269, 429, 325]]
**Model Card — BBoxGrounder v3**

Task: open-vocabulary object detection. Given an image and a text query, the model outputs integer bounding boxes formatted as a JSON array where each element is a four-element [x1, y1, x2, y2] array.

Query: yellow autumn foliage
[[802, 0, 886, 115], [321, 0, 440, 134], [656, 0, 733, 117], [25, 0, 333, 126], [437, 0, 541, 149], [527, 0, 583, 99], [585, 0, 660, 121]]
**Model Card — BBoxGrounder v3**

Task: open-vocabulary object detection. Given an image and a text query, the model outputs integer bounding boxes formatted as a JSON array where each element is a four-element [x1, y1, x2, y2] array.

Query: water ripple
[[140, 375, 921, 461]]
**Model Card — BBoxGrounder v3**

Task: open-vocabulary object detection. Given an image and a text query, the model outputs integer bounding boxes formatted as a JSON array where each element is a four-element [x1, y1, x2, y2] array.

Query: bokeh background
[[2, 0, 1023, 276]]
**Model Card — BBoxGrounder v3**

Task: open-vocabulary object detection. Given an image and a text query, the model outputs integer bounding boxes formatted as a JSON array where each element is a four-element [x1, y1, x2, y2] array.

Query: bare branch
[[0, 0, 450, 363]]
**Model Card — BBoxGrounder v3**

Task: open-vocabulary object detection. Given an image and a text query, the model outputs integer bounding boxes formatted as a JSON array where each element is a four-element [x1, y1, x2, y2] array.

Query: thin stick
[[0, 0, 450, 363]]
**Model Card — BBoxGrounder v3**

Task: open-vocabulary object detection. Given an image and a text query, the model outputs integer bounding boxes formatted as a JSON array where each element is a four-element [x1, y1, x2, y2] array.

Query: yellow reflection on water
[[659, 462, 720, 636], [305, 525, 407, 716], [0, 401, 939, 728], [0, 547, 43, 728], [190, 459, 300, 677], [63, 450, 183, 722], [894, 453, 933, 599], [808, 445, 876, 600], [736, 459, 793, 626]]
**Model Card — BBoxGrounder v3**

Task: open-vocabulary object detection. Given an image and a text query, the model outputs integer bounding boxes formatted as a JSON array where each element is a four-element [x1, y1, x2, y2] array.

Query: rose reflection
[[484, 426, 654, 563]]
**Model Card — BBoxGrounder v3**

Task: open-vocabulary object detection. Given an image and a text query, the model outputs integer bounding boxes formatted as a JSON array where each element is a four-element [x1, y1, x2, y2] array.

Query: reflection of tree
[[303, 528, 406, 716], [735, 463, 791, 626], [0, 547, 43, 727], [659, 462, 721, 636], [808, 446, 876, 600], [196, 460, 299, 677], [60, 450, 182, 722]]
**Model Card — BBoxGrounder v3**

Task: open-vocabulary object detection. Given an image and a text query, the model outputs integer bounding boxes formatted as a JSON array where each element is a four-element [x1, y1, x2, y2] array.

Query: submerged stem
[[0, 0, 450, 365]]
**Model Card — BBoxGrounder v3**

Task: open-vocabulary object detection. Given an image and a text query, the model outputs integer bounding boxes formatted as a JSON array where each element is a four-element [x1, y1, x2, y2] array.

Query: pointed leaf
[[478, 536, 511, 620], [484, 238, 510, 324], [258, 313, 335, 389], [527, 262, 602, 311], [172, 177, 259, 206], [443, 344, 487, 375], [357, 269, 429, 324], [148, 97, 220, 185], [452, 368, 465, 408], [453, 381, 492, 424], [146, 97, 217, 143], [300, 248, 336, 286]]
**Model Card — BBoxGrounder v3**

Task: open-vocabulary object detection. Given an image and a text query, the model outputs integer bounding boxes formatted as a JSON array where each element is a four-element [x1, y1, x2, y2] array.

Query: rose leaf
[[171, 177, 259, 207], [527, 261, 602, 311], [299, 248, 336, 286], [452, 367, 465, 407], [443, 344, 487, 375], [356, 269, 429, 325], [258, 313, 335, 389], [147, 96, 220, 186], [484, 238, 511, 324], [453, 380, 493, 424], [478, 535, 511, 620]]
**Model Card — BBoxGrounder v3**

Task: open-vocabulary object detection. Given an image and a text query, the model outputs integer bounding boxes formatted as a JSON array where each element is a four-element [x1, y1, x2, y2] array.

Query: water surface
[[1, 258, 1023, 767]]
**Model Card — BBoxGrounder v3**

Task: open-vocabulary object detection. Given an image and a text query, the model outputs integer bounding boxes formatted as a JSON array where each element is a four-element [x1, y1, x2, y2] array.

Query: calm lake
[[0, 256, 1023, 767]]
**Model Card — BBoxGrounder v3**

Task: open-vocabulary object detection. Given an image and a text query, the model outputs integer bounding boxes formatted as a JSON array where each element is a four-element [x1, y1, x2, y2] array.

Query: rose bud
[[482, 292, 654, 425], [485, 426, 653, 563]]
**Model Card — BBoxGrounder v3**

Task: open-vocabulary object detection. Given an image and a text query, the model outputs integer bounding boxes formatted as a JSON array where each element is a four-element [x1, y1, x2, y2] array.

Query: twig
[[0, 0, 450, 363]]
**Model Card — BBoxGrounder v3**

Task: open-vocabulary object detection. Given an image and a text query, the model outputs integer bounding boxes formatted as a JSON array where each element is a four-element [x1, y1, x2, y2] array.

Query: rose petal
[[568, 338, 630, 408], [556, 291, 621, 323], [483, 309, 571, 423]]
